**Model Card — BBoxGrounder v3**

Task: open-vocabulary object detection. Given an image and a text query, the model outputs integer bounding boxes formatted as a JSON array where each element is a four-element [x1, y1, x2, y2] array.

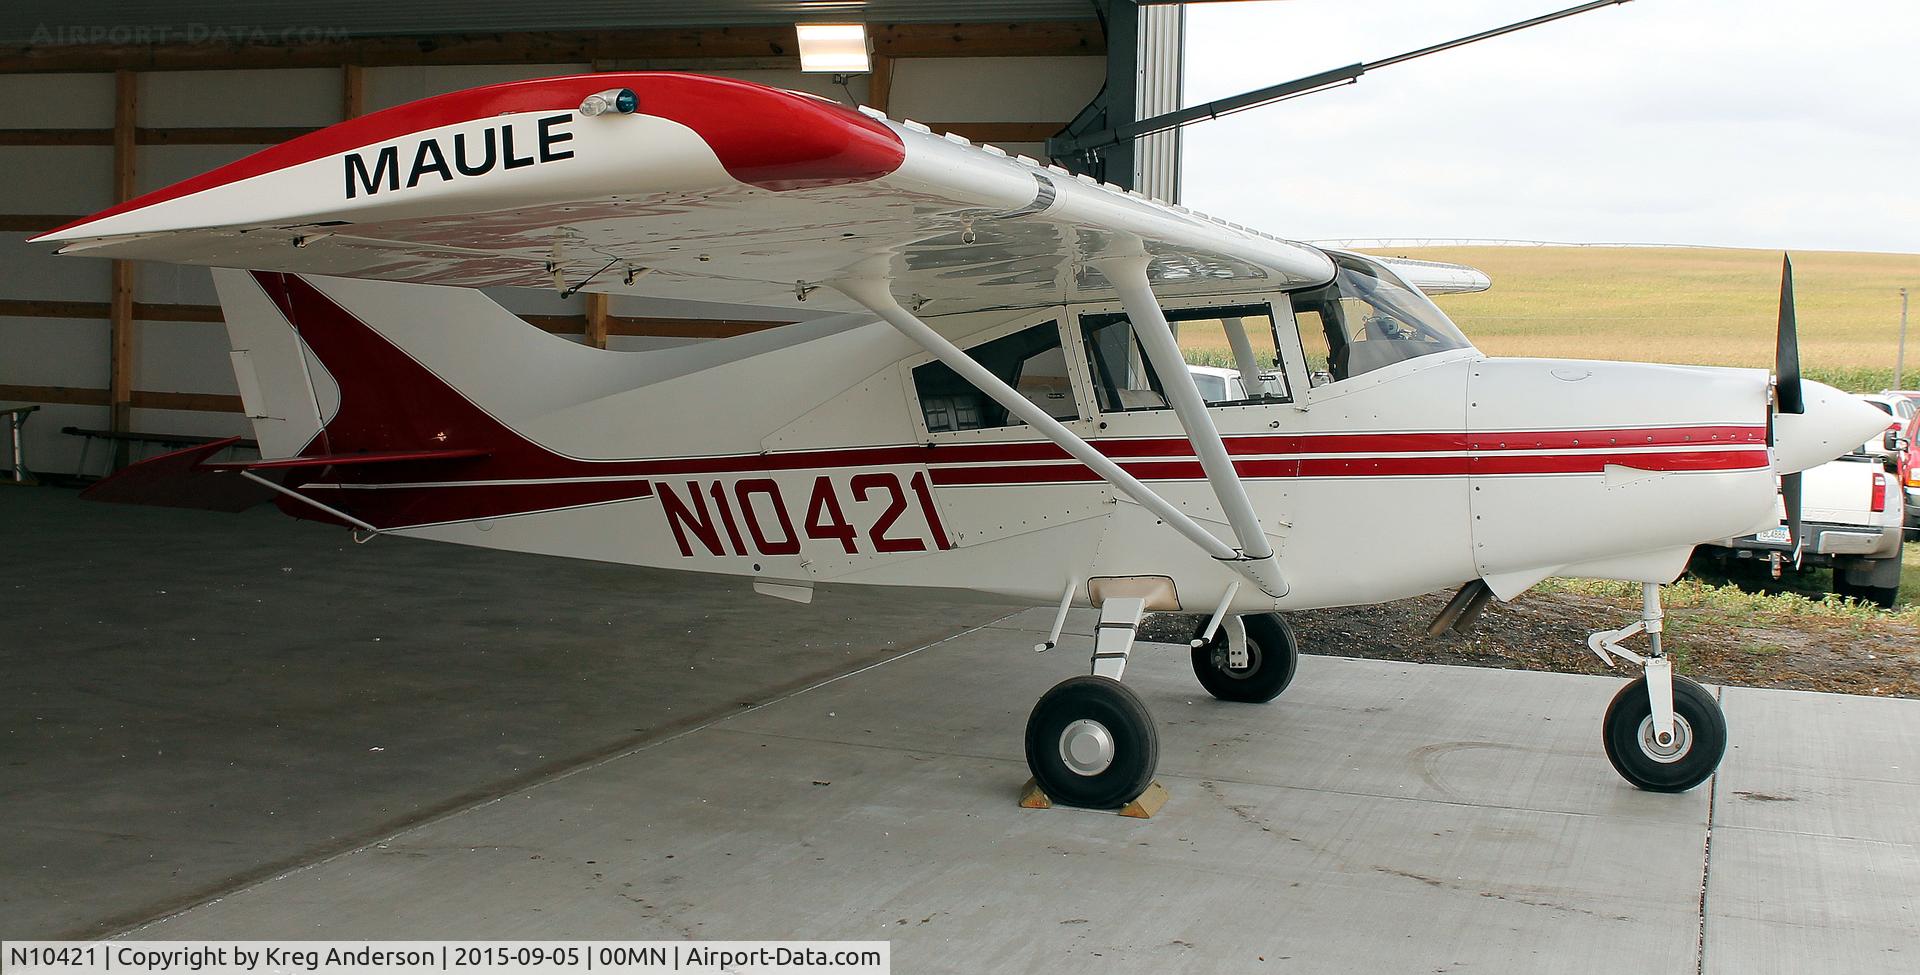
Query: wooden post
[[108, 69, 137, 469], [342, 64, 364, 119], [584, 293, 610, 350], [867, 54, 893, 113]]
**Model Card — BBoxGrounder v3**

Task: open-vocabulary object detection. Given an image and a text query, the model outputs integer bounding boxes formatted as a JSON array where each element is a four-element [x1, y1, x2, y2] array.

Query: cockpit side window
[[1079, 303, 1292, 411], [1081, 312, 1170, 412], [913, 320, 1076, 433], [1287, 254, 1473, 385]]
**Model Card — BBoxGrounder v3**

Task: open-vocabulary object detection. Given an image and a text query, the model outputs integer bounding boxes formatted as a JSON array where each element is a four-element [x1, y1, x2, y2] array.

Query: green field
[[1374, 246, 1920, 392]]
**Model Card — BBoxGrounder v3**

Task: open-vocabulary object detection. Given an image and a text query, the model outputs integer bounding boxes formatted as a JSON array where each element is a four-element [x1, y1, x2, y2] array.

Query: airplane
[[34, 71, 1887, 811]]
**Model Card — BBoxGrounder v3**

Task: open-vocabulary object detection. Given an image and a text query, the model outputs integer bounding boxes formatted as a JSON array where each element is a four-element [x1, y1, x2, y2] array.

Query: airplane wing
[[34, 72, 1334, 319]]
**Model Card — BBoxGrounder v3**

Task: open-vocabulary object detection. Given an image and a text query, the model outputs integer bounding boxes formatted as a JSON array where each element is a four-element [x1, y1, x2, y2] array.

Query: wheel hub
[[1211, 641, 1262, 679], [1636, 713, 1694, 764], [1059, 718, 1116, 776]]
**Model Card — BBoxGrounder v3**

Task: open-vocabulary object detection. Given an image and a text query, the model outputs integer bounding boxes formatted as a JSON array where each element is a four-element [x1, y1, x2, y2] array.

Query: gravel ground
[[1140, 586, 1920, 699]]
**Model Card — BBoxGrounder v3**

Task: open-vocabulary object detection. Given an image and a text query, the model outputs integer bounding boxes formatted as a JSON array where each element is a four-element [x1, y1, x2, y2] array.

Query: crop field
[[1176, 246, 1920, 392], [1372, 246, 1920, 392]]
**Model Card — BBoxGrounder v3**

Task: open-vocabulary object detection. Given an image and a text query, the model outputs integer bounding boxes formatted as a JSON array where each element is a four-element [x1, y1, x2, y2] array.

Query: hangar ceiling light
[[795, 23, 871, 73]]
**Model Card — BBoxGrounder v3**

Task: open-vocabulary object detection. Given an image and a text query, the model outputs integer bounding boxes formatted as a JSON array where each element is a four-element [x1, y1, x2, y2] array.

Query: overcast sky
[[1180, 0, 1920, 253]]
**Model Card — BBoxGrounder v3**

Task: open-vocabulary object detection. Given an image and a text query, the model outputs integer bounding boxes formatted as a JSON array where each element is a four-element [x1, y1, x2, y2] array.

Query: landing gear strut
[[1588, 583, 1727, 792], [1024, 597, 1159, 808], [1189, 612, 1299, 703], [1024, 598, 1301, 808]]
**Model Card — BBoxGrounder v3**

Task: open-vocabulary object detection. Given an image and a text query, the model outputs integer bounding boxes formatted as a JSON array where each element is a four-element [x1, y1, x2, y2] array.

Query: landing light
[[796, 23, 870, 73], [578, 88, 638, 117]]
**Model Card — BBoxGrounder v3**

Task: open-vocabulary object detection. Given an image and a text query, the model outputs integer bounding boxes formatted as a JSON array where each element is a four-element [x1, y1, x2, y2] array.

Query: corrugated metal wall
[[1132, 2, 1183, 204]]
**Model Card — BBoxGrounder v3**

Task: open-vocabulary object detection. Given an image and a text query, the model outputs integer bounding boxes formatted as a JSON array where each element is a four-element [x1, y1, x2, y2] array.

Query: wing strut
[[834, 276, 1287, 598], [1095, 256, 1285, 595]]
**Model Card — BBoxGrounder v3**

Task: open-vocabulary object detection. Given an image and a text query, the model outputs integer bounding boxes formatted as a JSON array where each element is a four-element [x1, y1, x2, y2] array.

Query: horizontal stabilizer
[[82, 438, 492, 513], [79, 438, 277, 512]]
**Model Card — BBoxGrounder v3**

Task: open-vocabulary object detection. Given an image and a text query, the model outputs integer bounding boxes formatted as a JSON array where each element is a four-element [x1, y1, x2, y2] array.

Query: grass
[[1382, 246, 1920, 391], [1539, 540, 1920, 621], [1178, 246, 1920, 391]]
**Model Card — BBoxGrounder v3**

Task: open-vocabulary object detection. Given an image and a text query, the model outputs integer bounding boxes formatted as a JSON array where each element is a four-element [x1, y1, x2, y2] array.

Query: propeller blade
[[1782, 470, 1804, 564], [1776, 253, 1804, 415]]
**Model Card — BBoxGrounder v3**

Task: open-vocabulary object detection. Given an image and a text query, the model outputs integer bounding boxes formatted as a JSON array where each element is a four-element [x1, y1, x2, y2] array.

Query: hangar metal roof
[[5, 0, 1106, 45]]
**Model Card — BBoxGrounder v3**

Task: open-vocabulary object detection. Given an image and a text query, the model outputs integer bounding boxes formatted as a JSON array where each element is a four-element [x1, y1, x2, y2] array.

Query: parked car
[[1878, 388, 1920, 410], [1855, 393, 1910, 469], [1187, 365, 1288, 404], [1903, 409, 1920, 534], [1696, 422, 1904, 607]]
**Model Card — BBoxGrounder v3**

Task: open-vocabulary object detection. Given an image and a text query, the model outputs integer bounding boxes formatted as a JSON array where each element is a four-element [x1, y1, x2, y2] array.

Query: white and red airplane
[[36, 72, 1885, 809]]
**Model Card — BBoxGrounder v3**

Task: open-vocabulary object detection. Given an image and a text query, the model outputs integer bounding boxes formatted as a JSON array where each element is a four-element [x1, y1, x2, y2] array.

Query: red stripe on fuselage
[[925, 449, 1770, 486]]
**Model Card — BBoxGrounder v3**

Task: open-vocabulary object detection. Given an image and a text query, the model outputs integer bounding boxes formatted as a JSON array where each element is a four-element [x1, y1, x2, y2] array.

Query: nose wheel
[[1189, 612, 1298, 702], [1602, 675, 1725, 792], [1589, 583, 1727, 792]]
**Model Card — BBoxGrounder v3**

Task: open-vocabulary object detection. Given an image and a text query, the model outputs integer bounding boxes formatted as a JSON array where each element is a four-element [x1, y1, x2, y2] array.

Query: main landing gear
[[1589, 583, 1727, 792], [1023, 597, 1299, 809]]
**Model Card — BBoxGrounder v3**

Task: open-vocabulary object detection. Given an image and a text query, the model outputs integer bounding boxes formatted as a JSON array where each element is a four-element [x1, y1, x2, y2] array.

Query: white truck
[[1696, 442, 1904, 607]]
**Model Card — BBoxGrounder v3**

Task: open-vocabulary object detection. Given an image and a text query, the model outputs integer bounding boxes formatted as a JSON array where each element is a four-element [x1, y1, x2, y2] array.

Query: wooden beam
[[0, 214, 79, 233], [0, 121, 1066, 148], [0, 22, 1105, 73], [927, 121, 1064, 144], [0, 299, 791, 339], [524, 314, 791, 339], [342, 64, 365, 120], [0, 298, 222, 321], [609, 317, 790, 339], [872, 21, 1104, 58], [0, 129, 109, 146], [0, 385, 244, 413], [867, 54, 893, 114], [109, 69, 137, 467], [0, 384, 107, 407], [130, 390, 245, 413], [137, 126, 318, 146], [583, 293, 611, 350], [0, 127, 319, 146]]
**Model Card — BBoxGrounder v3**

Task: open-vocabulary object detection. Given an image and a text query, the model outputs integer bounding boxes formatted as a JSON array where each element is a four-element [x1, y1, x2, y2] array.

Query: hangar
[[2, 2, 1916, 972]]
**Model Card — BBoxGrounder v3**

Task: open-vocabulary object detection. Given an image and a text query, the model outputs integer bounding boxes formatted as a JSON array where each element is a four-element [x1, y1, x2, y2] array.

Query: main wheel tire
[[1024, 676, 1158, 809], [1190, 613, 1299, 703], [1602, 675, 1726, 793]]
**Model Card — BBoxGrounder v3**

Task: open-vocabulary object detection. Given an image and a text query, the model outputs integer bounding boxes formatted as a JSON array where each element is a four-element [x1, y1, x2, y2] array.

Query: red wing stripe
[[41, 73, 905, 239]]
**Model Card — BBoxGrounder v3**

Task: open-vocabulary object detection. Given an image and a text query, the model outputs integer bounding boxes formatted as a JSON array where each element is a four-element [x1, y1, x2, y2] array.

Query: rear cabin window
[[913, 321, 1076, 433]]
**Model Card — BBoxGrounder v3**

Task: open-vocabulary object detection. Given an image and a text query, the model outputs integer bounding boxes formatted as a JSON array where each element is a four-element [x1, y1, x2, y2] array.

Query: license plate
[[1754, 526, 1792, 544]]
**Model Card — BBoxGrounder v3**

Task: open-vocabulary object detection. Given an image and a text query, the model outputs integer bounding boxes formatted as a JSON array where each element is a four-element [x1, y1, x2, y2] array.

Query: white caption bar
[[2, 942, 888, 975]]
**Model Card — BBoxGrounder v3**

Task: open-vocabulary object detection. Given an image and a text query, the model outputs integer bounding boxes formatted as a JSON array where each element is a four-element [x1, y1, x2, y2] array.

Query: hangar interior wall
[[0, 50, 1105, 477]]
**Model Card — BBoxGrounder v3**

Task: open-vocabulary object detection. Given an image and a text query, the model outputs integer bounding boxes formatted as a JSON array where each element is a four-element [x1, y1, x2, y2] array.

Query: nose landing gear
[[1588, 583, 1727, 792]]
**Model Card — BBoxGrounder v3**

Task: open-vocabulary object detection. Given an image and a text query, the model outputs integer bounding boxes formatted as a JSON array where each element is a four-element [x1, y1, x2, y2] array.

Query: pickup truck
[[1696, 441, 1904, 607]]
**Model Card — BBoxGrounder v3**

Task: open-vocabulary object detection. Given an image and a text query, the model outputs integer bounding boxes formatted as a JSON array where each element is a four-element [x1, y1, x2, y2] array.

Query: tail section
[[213, 269, 579, 463]]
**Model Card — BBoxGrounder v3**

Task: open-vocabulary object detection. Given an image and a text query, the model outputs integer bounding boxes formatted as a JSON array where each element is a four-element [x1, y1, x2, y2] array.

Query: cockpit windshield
[[1288, 253, 1474, 385]]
